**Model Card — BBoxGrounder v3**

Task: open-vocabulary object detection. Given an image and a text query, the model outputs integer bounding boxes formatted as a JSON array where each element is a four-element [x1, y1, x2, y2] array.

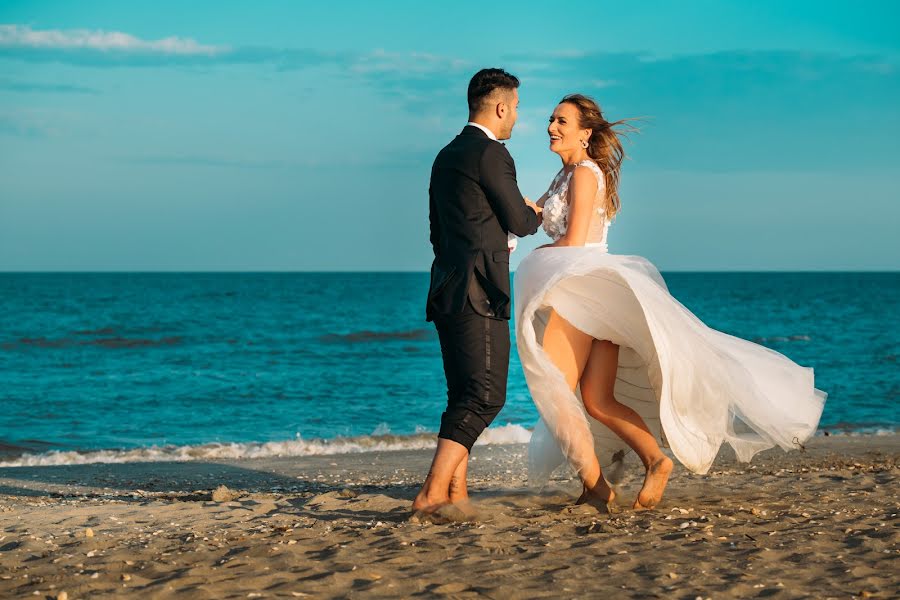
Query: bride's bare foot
[[633, 456, 673, 510], [574, 481, 616, 512]]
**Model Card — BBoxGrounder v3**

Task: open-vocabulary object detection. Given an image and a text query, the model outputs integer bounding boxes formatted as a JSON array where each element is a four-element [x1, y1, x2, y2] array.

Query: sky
[[1, 0, 898, 271]]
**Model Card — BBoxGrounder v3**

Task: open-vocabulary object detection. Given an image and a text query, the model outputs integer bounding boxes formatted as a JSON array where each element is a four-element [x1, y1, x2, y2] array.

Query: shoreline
[[1, 424, 896, 468], [1, 435, 897, 598]]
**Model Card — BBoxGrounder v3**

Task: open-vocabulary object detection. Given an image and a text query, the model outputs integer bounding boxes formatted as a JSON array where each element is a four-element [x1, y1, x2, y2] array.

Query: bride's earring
[[581, 139, 589, 149]]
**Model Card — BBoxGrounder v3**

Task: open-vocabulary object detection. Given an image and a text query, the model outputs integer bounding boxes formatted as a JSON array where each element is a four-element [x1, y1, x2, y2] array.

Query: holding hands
[[508, 198, 542, 253], [524, 197, 543, 222]]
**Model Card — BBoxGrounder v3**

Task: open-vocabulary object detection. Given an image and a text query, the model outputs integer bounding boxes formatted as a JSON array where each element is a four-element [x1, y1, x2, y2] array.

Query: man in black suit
[[413, 68, 542, 516]]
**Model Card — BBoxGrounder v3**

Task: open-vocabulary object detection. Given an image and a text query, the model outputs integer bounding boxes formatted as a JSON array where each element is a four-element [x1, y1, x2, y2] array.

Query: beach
[[0, 434, 897, 599]]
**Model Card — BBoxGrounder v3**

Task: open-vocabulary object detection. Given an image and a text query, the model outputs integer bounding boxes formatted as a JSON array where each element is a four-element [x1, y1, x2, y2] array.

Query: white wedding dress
[[514, 160, 827, 487]]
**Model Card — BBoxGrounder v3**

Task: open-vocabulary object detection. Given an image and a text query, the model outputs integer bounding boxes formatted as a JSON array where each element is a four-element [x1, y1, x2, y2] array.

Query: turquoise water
[[0, 272, 897, 463]]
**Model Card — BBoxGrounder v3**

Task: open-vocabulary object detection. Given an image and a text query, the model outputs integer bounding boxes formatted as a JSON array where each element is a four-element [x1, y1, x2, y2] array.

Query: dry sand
[[1, 435, 897, 599]]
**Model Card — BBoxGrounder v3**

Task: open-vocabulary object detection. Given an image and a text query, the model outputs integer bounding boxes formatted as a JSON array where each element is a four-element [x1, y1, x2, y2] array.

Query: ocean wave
[[2, 424, 892, 468], [817, 425, 898, 437], [72, 327, 117, 336], [751, 334, 811, 343], [3, 335, 182, 350], [318, 329, 433, 343], [0, 424, 533, 468]]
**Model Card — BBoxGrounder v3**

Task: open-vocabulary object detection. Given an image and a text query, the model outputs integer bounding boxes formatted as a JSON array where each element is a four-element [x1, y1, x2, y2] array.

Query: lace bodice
[[541, 159, 610, 250]]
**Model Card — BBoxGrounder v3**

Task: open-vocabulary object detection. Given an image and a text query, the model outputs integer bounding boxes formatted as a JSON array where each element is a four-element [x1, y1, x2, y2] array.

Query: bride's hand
[[524, 198, 543, 224]]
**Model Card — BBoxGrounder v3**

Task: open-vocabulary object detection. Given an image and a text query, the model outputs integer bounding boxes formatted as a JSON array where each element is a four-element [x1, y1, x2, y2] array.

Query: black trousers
[[433, 299, 510, 451]]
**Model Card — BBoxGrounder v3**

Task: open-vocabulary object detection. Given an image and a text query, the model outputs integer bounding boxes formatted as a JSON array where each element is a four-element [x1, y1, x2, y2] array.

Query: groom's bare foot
[[633, 456, 673, 510], [413, 474, 479, 521], [411, 489, 450, 514], [412, 472, 451, 515], [575, 481, 616, 513], [451, 499, 479, 519], [411, 502, 473, 524], [412, 492, 475, 523], [412, 474, 466, 510], [410, 496, 451, 523], [448, 474, 468, 504]]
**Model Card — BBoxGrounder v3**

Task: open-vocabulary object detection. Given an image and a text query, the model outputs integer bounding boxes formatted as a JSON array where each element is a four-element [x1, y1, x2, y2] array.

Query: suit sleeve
[[480, 143, 540, 237], [428, 183, 440, 256]]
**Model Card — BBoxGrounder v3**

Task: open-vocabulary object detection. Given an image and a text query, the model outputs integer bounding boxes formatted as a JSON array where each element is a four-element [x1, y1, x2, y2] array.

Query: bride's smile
[[547, 102, 591, 163]]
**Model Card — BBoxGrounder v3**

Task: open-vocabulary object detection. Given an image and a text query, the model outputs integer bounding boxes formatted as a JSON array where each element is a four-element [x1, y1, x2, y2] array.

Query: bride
[[515, 94, 826, 510]]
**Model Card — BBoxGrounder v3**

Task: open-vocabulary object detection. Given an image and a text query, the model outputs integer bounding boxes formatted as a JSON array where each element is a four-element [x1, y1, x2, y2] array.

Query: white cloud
[[0, 24, 227, 56], [351, 49, 468, 74], [0, 108, 74, 138]]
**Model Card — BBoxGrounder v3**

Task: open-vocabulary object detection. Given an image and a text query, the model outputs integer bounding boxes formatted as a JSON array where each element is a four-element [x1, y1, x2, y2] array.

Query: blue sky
[[1, 0, 898, 271]]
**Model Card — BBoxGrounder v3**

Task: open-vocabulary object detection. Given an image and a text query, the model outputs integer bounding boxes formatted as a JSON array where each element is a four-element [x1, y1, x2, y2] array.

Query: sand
[[1, 435, 897, 599]]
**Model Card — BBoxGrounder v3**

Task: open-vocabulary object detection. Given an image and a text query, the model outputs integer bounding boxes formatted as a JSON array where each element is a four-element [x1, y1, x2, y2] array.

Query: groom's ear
[[494, 96, 507, 119]]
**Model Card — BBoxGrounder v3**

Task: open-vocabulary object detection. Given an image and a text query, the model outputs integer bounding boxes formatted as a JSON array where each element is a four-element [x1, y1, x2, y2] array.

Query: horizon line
[[2, 269, 898, 275]]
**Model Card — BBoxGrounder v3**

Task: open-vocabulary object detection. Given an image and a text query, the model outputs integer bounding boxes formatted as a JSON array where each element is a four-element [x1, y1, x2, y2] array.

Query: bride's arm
[[546, 166, 598, 248]]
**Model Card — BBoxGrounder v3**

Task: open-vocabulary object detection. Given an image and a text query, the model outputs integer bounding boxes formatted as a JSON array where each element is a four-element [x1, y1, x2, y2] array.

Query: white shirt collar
[[466, 121, 498, 141]]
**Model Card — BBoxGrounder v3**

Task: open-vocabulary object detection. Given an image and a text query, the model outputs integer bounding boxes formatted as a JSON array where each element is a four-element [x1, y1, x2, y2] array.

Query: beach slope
[[1, 435, 897, 598]]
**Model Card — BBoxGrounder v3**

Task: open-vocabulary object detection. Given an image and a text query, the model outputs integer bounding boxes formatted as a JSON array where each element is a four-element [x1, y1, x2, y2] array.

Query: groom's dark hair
[[467, 68, 519, 114]]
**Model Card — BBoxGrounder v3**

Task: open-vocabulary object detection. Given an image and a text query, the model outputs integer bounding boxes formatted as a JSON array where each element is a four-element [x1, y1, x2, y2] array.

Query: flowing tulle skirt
[[513, 246, 827, 487]]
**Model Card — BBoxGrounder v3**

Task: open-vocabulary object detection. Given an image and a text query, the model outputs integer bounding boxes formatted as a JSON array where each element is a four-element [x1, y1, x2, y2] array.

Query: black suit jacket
[[426, 126, 540, 321]]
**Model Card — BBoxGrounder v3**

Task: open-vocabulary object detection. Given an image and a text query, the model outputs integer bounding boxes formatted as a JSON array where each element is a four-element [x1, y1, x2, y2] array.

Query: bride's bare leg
[[580, 340, 673, 509], [542, 310, 615, 507]]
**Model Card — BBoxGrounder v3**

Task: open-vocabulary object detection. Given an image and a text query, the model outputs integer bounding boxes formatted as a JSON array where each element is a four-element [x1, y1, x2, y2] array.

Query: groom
[[414, 68, 542, 515]]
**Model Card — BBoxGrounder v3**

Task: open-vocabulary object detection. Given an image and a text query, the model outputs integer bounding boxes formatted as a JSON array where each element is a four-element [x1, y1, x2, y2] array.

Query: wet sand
[[1, 435, 897, 599]]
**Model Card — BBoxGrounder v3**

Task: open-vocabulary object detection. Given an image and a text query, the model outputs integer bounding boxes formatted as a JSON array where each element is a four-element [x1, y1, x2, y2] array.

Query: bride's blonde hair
[[561, 94, 637, 218]]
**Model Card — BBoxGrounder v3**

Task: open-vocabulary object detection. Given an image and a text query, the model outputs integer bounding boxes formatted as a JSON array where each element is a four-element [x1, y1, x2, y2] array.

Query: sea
[[1, 272, 897, 467]]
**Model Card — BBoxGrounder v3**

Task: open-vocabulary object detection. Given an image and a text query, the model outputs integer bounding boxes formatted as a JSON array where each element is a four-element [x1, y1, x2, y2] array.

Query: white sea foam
[[817, 427, 897, 437], [0, 424, 534, 468], [2, 423, 892, 468], [473, 423, 533, 445]]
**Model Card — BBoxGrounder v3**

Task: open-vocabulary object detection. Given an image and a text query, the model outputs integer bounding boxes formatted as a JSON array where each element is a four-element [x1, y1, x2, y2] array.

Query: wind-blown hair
[[560, 93, 637, 218]]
